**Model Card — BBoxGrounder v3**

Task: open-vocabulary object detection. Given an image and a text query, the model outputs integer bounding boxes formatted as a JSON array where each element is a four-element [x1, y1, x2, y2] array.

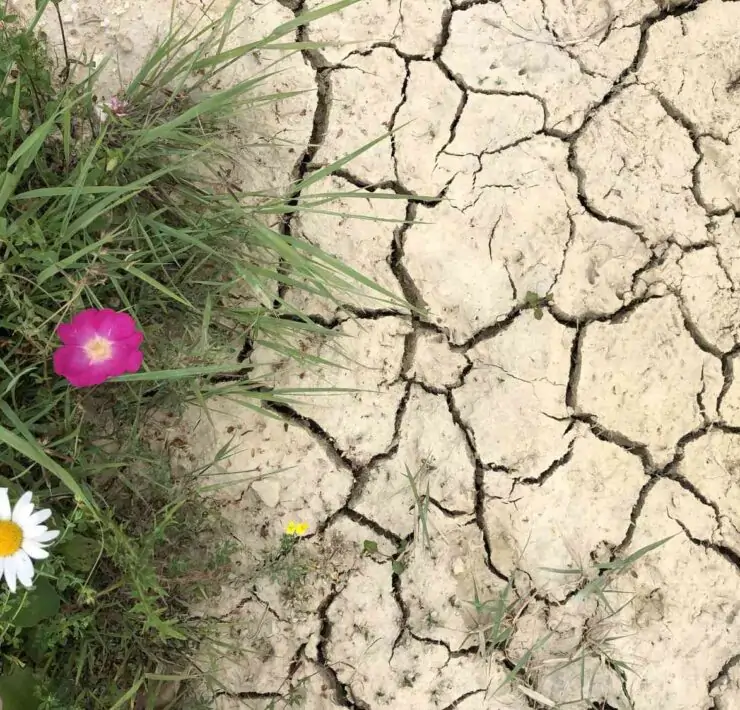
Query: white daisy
[[0, 489, 59, 593]]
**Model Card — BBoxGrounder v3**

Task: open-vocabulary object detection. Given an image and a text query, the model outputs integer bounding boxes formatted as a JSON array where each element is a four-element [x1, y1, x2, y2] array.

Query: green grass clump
[[0, 0, 402, 707]]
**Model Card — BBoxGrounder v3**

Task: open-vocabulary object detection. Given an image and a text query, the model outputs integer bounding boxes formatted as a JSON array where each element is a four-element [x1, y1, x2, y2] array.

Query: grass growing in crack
[[515, 536, 675, 708], [403, 462, 432, 552], [448, 538, 671, 707], [0, 0, 409, 706], [546, 535, 674, 611], [458, 576, 552, 697]]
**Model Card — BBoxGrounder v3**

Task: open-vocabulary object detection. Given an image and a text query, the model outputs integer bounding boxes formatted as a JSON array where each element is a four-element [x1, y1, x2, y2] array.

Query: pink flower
[[106, 96, 130, 117], [53, 309, 144, 387], [93, 96, 130, 123]]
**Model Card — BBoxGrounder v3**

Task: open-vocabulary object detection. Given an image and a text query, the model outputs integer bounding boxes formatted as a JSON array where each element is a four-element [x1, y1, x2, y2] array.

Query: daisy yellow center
[[84, 335, 113, 363], [0, 520, 23, 557]]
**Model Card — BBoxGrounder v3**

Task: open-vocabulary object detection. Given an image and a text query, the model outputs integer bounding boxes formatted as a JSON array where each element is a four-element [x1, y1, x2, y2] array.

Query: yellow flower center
[[0, 520, 23, 557], [84, 335, 113, 363]]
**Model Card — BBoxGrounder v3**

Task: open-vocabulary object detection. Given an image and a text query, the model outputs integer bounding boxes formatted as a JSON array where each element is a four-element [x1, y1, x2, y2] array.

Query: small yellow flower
[[285, 520, 309, 536]]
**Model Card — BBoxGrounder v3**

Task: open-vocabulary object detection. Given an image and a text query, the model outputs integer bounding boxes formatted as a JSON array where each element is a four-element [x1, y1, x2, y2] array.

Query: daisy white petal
[[5, 559, 17, 593], [22, 540, 49, 560], [14, 551, 34, 589], [11, 491, 33, 524], [0, 489, 10, 520], [23, 524, 49, 540], [35, 530, 60, 543], [27, 508, 52, 526]]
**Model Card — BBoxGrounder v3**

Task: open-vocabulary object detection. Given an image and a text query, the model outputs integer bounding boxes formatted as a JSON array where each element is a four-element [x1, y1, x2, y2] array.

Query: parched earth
[[43, 0, 740, 707]]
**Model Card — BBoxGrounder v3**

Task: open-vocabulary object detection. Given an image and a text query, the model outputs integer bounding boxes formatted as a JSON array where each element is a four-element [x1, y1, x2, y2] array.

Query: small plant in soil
[[262, 521, 312, 593], [506, 537, 674, 707]]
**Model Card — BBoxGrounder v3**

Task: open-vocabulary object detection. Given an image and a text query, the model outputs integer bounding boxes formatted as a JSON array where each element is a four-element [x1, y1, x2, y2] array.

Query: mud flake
[[720, 352, 740, 425], [551, 212, 651, 319], [478, 137, 579, 298], [392, 637, 529, 709], [278, 317, 411, 467], [674, 247, 740, 354], [407, 331, 469, 390], [712, 660, 740, 710], [400, 508, 500, 650], [455, 310, 574, 475], [639, 1, 740, 140], [155, 399, 352, 552], [676, 430, 740, 554], [484, 430, 646, 600], [353, 386, 475, 536], [209, 598, 319, 695], [315, 49, 405, 183], [324, 558, 401, 705], [577, 296, 719, 466], [444, 93, 544, 157], [405, 136, 577, 342], [289, 175, 407, 317], [697, 135, 740, 213], [574, 84, 707, 247], [404, 196, 517, 344], [630, 239, 740, 355], [395, 62, 462, 194]]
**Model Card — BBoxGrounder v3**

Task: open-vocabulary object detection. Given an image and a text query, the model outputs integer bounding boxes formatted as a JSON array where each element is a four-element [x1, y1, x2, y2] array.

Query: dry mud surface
[[41, 0, 740, 707]]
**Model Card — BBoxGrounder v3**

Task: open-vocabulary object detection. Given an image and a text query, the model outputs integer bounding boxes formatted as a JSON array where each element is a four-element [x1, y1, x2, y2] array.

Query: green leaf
[[0, 418, 97, 517], [362, 540, 378, 555], [0, 667, 39, 710], [1, 578, 61, 628], [391, 560, 405, 575], [58, 534, 100, 573]]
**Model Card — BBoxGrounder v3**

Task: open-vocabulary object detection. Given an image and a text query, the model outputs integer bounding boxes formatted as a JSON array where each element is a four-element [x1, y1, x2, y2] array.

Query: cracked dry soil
[[41, 0, 740, 707]]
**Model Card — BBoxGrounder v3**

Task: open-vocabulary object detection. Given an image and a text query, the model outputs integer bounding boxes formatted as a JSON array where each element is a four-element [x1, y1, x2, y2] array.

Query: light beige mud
[[37, 0, 740, 707]]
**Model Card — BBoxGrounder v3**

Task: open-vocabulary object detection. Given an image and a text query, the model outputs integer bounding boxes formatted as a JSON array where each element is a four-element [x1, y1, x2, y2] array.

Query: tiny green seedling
[[362, 538, 407, 575], [523, 291, 551, 320]]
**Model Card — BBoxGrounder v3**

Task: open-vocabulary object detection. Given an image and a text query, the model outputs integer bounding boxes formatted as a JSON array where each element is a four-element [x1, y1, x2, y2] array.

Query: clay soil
[[30, 0, 740, 708]]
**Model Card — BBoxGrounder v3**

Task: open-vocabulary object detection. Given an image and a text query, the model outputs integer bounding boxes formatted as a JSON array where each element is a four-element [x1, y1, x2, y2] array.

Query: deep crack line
[[314, 587, 372, 710], [444, 389, 510, 582], [389, 57, 412, 184]]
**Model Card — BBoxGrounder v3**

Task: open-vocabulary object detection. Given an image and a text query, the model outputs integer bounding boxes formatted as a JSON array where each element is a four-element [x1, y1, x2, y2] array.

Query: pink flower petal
[[102, 311, 139, 341], [53, 345, 90, 378], [65, 369, 107, 387], [118, 330, 144, 349], [125, 349, 144, 374], [70, 308, 102, 332], [56, 323, 80, 346]]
